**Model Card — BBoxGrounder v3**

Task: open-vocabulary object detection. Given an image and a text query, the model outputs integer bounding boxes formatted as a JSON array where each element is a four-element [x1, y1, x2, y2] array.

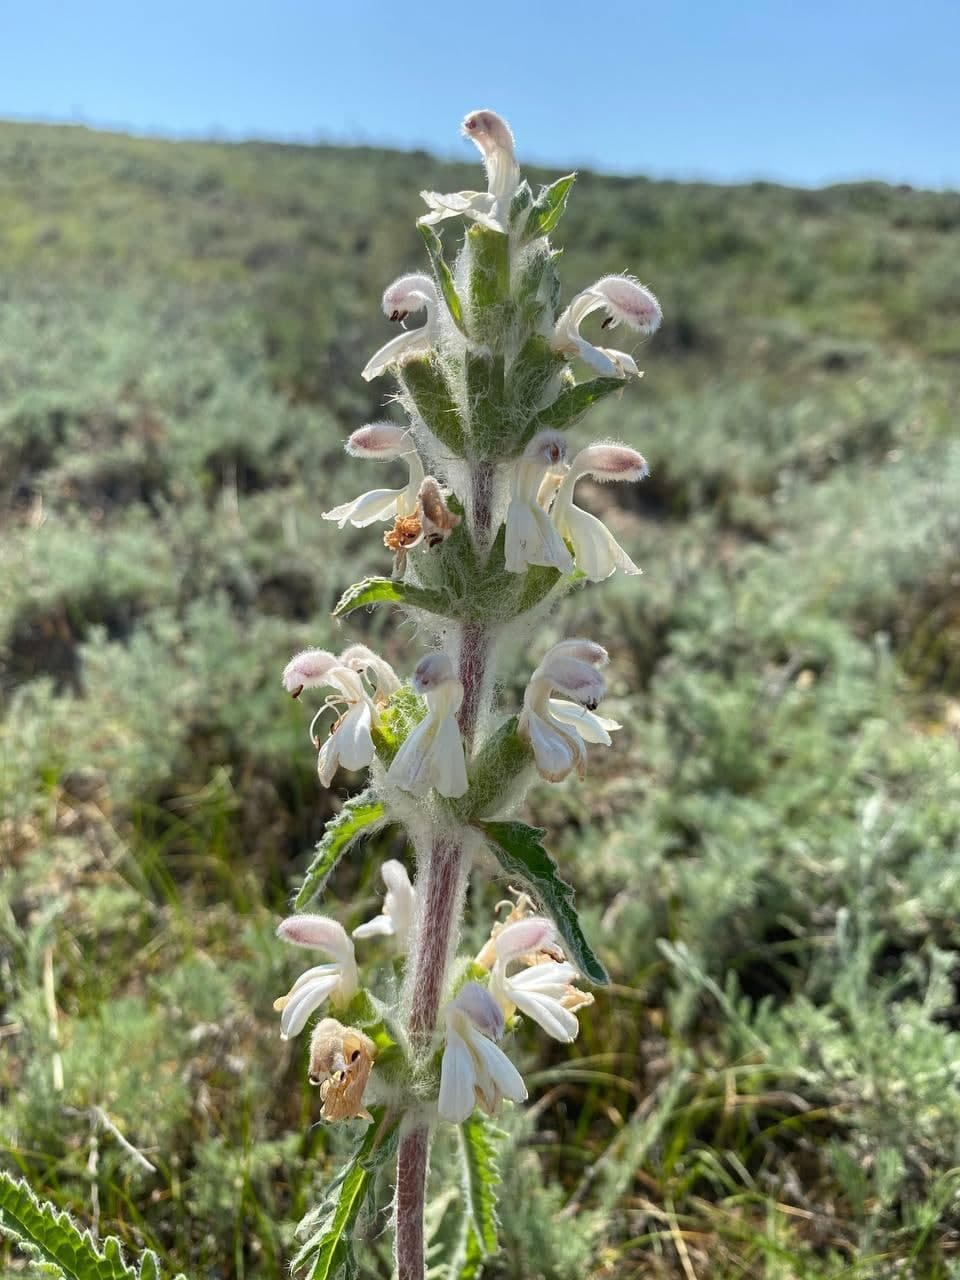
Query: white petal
[[332, 702, 375, 773], [278, 916, 353, 956], [430, 713, 469, 798], [571, 336, 624, 379], [504, 499, 574, 574], [548, 699, 620, 746], [361, 328, 433, 382], [322, 487, 401, 529], [561, 505, 640, 583], [509, 961, 580, 993], [453, 983, 505, 1040], [494, 918, 557, 964], [316, 732, 340, 787], [523, 709, 581, 782], [509, 987, 580, 1043], [352, 914, 396, 940], [280, 972, 341, 1038], [467, 1029, 528, 1104], [385, 715, 439, 797], [438, 1031, 477, 1123]]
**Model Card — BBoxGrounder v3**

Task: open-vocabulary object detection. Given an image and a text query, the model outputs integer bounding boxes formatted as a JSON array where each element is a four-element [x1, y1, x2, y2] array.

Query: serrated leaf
[[419, 224, 467, 335], [525, 173, 577, 238], [0, 1171, 143, 1280], [477, 821, 608, 985], [295, 791, 388, 908], [292, 1109, 400, 1280], [398, 356, 466, 456], [459, 1115, 504, 1257], [521, 376, 625, 445], [332, 576, 453, 620]]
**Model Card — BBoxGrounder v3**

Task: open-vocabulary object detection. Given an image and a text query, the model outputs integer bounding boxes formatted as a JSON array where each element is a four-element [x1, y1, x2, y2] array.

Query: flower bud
[[571, 444, 649, 483], [592, 276, 662, 335], [281, 649, 338, 698], [345, 422, 409, 459], [411, 651, 457, 694], [381, 274, 438, 323]]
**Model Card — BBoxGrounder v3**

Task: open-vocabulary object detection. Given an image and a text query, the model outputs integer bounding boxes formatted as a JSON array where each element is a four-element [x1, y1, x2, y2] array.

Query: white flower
[[361, 275, 440, 382], [552, 275, 661, 379], [504, 431, 575, 575], [385, 653, 468, 798], [551, 444, 648, 582], [438, 982, 528, 1123], [338, 643, 402, 703], [273, 915, 359, 1039], [281, 650, 381, 784], [518, 639, 620, 782], [352, 859, 416, 951], [322, 422, 425, 528], [420, 109, 520, 232], [489, 918, 594, 1043]]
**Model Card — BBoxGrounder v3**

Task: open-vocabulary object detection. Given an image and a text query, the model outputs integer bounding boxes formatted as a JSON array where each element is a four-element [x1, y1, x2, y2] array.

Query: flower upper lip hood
[[362, 275, 441, 382], [552, 275, 661, 378], [419, 108, 521, 232], [273, 915, 359, 1039]]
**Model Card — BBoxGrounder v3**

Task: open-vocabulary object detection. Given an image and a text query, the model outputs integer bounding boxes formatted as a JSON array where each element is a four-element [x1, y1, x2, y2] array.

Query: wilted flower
[[386, 653, 468, 798], [438, 982, 527, 1124], [273, 916, 359, 1039], [504, 431, 574, 574], [353, 859, 416, 951], [552, 275, 661, 378], [308, 1018, 377, 1122], [518, 639, 619, 781], [551, 444, 648, 581], [322, 423, 425, 529], [362, 276, 441, 381], [420, 109, 520, 232], [489, 918, 594, 1043]]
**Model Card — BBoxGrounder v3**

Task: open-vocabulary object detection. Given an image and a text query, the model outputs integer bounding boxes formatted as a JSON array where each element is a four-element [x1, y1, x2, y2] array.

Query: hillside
[[2, 121, 960, 1278]]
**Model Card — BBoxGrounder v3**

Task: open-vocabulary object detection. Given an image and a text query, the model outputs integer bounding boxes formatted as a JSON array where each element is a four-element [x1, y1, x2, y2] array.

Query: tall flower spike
[[551, 444, 648, 582], [273, 916, 359, 1039], [322, 423, 425, 529], [489, 918, 594, 1043], [361, 275, 440, 381], [518, 639, 620, 782], [438, 982, 528, 1124], [385, 653, 468, 798], [504, 431, 575, 574], [352, 859, 416, 951], [552, 275, 661, 378], [419, 109, 520, 232]]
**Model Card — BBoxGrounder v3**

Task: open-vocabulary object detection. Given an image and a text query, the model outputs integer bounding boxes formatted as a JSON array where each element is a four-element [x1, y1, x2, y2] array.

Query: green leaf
[[525, 173, 577, 238], [295, 791, 388, 909], [505, 336, 565, 441], [453, 716, 531, 820], [521, 376, 625, 444], [418, 223, 467, 335], [467, 224, 512, 347], [372, 685, 426, 765], [459, 1115, 505, 1257], [332, 576, 453, 620], [465, 348, 507, 457], [398, 356, 466, 456], [0, 1170, 156, 1280], [507, 180, 533, 230], [477, 821, 609, 985], [292, 1108, 400, 1280]]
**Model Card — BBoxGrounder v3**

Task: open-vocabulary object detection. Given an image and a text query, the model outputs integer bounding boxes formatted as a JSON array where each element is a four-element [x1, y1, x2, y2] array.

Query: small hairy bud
[[592, 276, 662, 334], [281, 649, 338, 698], [308, 1018, 376, 1122], [411, 651, 457, 694], [573, 444, 649, 483], [523, 430, 567, 468], [381, 274, 438, 323], [345, 422, 409, 459]]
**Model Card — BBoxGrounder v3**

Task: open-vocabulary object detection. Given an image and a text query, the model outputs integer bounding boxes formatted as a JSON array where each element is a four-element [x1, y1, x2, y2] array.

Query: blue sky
[[1, 0, 957, 188]]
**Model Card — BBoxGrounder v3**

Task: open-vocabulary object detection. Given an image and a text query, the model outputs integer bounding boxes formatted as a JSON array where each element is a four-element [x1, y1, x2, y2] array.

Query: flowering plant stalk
[[276, 109, 660, 1280]]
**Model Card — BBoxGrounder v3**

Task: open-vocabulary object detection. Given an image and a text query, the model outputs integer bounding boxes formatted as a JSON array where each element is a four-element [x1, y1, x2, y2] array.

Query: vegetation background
[[1, 119, 959, 1278]]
